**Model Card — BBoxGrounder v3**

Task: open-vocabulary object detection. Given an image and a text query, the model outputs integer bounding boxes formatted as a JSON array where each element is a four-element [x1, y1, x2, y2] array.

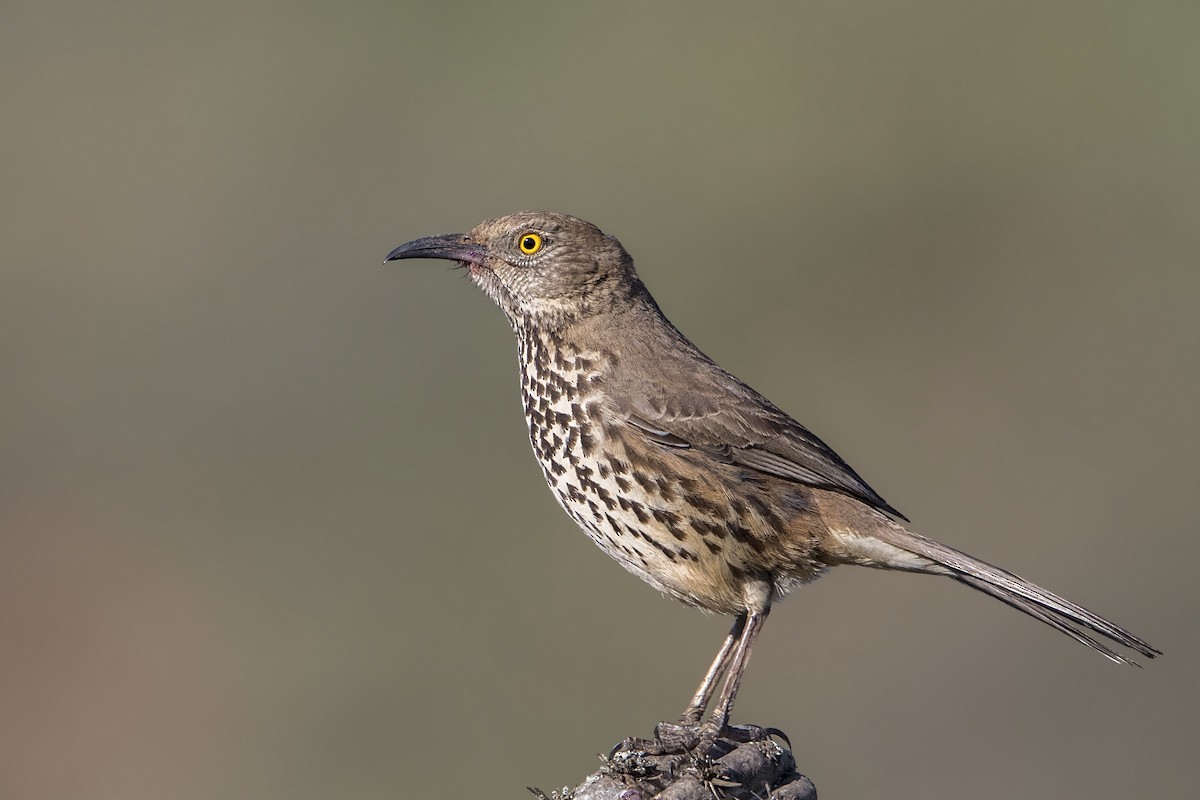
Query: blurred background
[[2, 2, 1197, 798]]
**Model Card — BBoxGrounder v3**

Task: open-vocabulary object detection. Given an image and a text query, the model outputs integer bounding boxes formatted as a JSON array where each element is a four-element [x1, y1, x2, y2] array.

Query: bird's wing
[[617, 378, 907, 521]]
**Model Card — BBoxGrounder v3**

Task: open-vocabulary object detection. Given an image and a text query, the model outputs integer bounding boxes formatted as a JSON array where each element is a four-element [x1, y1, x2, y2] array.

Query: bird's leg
[[646, 614, 746, 751], [624, 610, 771, 758], [678, 613, 746, 725], [696, 608, 769, 749]]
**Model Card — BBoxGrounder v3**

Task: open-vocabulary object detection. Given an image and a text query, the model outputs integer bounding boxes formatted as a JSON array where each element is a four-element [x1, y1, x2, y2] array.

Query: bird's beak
[[384, 233, 486, 266]]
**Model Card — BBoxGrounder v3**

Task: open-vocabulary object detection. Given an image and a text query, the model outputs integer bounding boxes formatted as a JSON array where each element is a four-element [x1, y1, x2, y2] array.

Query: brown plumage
[[386, 210, 1159, 750]]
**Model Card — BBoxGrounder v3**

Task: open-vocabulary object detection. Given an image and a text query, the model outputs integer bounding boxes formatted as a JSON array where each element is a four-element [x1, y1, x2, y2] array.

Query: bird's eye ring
[[518, 232, 543, 255]]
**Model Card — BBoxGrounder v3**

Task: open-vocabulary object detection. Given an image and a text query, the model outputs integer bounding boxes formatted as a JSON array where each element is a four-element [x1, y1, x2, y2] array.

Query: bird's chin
[[467, 264, 511, 309], [465, 262, 494, 287]]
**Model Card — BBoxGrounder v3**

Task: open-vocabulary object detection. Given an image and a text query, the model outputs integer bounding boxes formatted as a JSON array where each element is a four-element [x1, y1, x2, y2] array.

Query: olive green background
[[3, 2, 1197, 798]]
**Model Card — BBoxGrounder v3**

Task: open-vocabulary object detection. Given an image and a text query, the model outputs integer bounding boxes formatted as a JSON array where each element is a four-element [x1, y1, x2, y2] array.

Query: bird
[[385, 210, 1159, 752]]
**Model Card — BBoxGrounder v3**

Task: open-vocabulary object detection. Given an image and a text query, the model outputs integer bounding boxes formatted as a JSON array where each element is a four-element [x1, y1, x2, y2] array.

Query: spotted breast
[[515, 324, 824, 615]]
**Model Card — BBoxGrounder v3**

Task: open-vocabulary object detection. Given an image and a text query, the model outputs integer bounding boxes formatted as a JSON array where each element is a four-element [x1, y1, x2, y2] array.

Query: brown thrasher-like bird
[[386, 211, 1158, 751]]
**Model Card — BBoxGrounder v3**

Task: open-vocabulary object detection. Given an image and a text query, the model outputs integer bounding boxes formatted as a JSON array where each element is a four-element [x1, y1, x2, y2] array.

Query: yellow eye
[[518, 232, 543, 255]]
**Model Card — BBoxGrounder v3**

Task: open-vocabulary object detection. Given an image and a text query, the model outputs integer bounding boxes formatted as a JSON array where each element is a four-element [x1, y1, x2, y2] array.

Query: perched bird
[[385, 211, 1158, 751]]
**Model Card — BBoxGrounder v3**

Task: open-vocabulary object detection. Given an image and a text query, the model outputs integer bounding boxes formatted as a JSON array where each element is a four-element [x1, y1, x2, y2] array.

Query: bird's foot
[[607, 723, 697, 759], [690, 720, 785, 756], [593, 721, 809, 799], [654, 720, 705, 752], [609, 719, 786, 760]]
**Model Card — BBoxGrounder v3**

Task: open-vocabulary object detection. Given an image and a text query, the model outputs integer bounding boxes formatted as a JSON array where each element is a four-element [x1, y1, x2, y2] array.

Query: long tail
[[844, 516, 1161, 664]]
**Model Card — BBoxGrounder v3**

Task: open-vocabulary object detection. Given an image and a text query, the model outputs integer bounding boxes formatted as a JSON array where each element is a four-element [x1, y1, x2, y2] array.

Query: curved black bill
[[384, 233, 484, 265]]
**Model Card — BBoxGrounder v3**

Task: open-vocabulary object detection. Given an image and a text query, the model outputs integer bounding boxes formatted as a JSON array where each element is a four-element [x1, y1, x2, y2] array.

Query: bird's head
[[386, 211, 641, 328]]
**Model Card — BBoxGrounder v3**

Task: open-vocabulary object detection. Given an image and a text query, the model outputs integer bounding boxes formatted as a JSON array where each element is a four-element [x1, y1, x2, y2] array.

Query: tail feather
[[870, 524, 1161, 662], [953, 573, 1137, 664]]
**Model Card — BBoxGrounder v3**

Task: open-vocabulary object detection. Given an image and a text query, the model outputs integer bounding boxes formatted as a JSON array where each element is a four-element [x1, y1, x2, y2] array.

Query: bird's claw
[[721, 722, 784, 745], [608, 723, 701, 758], [608, 736, 652, 760]]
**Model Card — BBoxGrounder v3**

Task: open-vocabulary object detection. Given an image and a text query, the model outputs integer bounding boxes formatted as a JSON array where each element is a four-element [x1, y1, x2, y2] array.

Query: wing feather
[[618, 389, 907, 520], [596, 300, 906, 519]]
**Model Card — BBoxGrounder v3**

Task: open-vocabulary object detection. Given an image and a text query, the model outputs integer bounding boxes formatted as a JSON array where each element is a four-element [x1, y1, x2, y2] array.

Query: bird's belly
[[523, 406, 760, 614], [540, 449, 737, 609]]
